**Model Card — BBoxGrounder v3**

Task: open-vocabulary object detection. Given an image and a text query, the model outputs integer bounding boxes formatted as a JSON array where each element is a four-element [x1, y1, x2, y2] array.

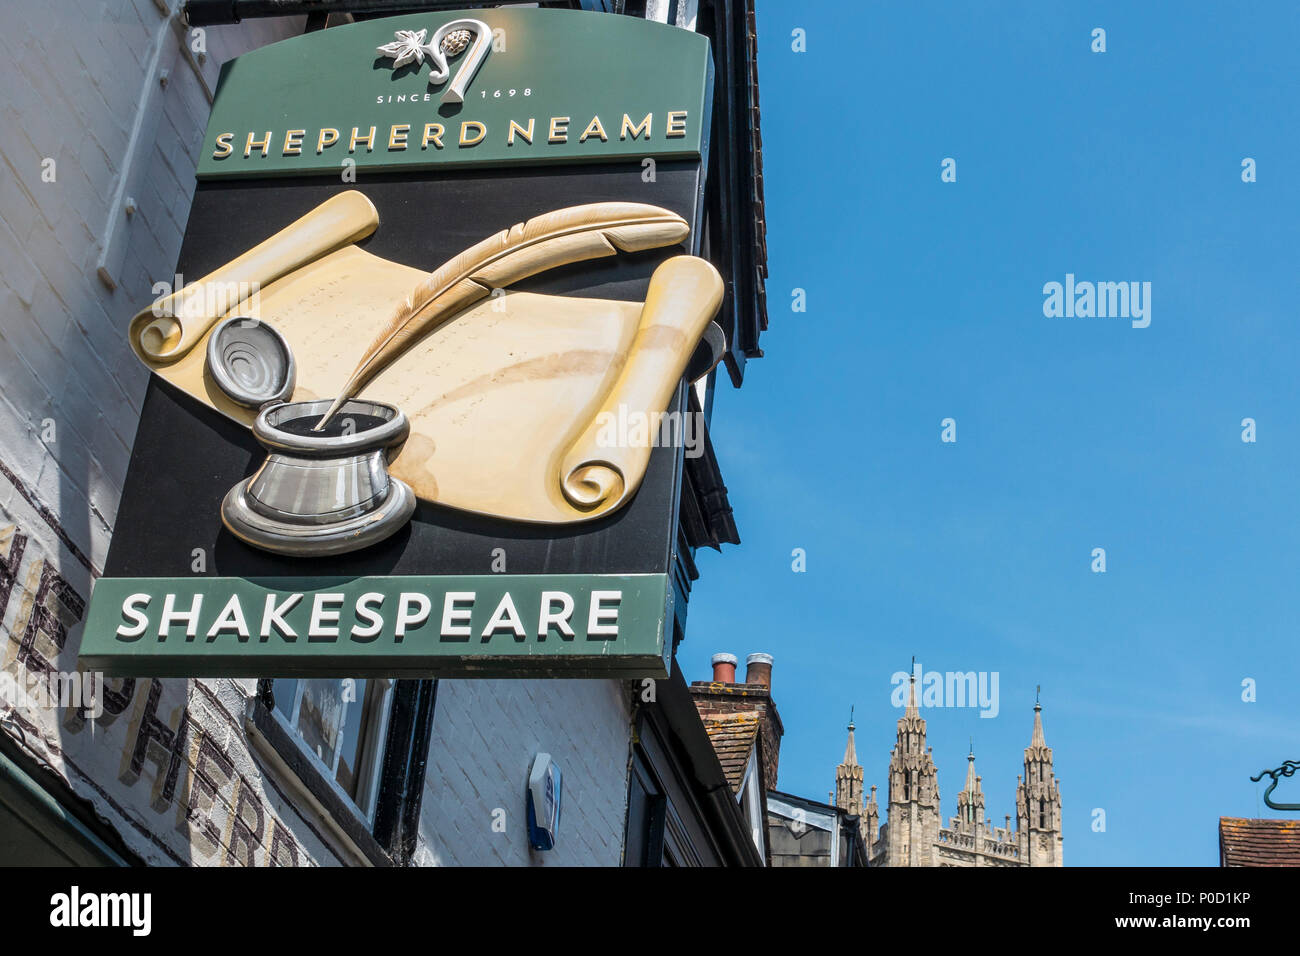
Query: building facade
[[767, 790, 868, 868], [0, 0, 768, 868], [834, 675, 1064, 867]]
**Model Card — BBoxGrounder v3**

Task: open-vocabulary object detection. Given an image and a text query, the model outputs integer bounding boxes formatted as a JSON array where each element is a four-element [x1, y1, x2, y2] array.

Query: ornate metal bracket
[[1250, 759, 1300, 811]]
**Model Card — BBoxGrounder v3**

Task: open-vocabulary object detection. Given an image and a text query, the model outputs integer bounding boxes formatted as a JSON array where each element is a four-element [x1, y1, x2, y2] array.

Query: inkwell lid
[[205, 317, 296, 408]]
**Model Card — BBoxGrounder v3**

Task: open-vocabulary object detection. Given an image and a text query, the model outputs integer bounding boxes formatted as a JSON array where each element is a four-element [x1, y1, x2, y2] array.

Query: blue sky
[[682, 0, 1300, 865]]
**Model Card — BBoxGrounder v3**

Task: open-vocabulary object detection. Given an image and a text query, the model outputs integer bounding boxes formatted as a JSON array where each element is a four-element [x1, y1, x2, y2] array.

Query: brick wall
[[0, 1, 349, 866], [689, 681, 784, 791], [416, 678, 632, 866], [0, 4, 641, 868], [0, 3, 306, 563]]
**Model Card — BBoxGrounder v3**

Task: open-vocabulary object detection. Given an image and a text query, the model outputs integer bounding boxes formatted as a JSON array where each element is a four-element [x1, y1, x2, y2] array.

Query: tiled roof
[[1219, 817, 1300, 866], [702, 711, 760, 794]]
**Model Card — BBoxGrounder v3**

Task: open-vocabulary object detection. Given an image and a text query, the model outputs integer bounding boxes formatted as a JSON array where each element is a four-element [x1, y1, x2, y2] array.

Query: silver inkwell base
[[207, 318, 416, 557], [221, 399, 415, 556]]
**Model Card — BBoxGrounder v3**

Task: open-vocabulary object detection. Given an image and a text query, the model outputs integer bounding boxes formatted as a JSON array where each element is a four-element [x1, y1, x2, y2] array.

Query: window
[[625, 738, 703, 867], [268, 678, 394, 821], [624, 749, 666, 866], [249, 678, 435, 866]]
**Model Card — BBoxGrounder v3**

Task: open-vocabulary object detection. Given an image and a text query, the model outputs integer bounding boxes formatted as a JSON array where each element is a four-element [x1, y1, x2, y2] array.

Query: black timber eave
[[698, 0, 769, 387], [677, 386, 739, 553], [642, 658, 766, 866]]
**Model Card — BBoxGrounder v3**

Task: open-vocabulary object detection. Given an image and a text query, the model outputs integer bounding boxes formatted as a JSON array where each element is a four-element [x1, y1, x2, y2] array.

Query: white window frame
[[767, 795, 840, 866], [270, 678, 395, 825], [736, 749, 766, 859]]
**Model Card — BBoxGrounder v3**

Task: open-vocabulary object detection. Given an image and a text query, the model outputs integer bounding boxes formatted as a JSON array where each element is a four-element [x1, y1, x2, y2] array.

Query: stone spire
[[953, 743, 985, 835], [885, 664, 940, 866], [1030, 699, 1047, 747], [864, 783, 880, 849], [834, 708, 864, 821], [904, 665, 920, 716], [895, 670, 928, 757], [843, 678, 1064, 867], [1016, 693, 1063, 867]]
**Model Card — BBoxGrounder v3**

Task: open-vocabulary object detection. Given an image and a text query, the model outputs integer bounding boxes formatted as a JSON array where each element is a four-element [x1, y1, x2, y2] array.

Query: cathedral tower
[[844, 681, 1062, 866], [1016, 699, 1063, 867], [884, 673, 941, 866]]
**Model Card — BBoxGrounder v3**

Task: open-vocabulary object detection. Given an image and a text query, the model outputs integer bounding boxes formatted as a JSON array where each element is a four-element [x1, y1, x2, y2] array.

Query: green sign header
[[196, 9, 712, 179], [80, 573, 672, 679]]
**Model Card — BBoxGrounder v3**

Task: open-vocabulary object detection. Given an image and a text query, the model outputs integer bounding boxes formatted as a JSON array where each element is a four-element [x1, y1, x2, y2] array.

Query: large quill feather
[[313, 202, 690, 430]]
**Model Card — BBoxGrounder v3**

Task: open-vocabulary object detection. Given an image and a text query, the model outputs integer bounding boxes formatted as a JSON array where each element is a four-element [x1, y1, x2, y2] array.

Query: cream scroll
[[126, 190, 723, 524]]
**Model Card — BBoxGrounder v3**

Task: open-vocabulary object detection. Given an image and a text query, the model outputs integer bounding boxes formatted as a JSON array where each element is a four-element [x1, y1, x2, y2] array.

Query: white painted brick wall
[[1, 4, 639, 868], [0, 1, 303, 567], [418, 678, 632, 866], [0, 1, 357, 867]]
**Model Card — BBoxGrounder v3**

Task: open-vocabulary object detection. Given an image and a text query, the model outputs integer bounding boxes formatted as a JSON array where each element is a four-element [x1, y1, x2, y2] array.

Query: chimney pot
[[710, 652, 738, 683], [745, 652, 773, 688]]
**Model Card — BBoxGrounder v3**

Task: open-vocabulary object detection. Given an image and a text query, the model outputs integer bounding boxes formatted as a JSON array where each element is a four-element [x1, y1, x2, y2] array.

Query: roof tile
[[1219, 817, 1300, 866], [701, 711, 761, 794]]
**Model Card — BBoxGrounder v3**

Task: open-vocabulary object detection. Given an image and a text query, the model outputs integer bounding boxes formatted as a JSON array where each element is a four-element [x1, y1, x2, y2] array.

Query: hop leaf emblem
[[375, 21, 489, 102], [441, 29, 472, 56], [377, 29, 431, 69]]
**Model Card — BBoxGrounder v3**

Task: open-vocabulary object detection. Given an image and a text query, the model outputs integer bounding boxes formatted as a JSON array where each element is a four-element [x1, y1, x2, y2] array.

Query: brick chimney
[[691, 651, 783, 791]]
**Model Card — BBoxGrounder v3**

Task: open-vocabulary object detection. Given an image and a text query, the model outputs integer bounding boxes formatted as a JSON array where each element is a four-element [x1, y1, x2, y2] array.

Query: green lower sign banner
[[79, 573, 672, 679]]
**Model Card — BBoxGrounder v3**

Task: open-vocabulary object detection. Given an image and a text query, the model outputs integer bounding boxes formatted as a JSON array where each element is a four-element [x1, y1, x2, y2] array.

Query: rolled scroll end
[[132, 313, 185, 361], [127, 190, 381, 369], [561, 462, 626, 512]]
